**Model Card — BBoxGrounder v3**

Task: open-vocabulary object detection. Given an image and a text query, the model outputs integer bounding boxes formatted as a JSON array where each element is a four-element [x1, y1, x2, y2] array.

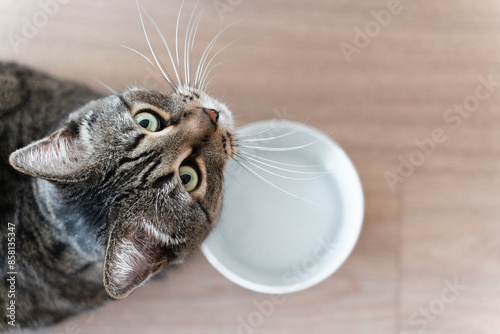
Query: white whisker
[[184, 0, 199, 87], [190, 13, 203, 52], [136, 0, 177, 91], [189, 13, 203, 86], [94, 78, 117, 95], [195, 22, 240, 89], [194, 30, 221, 88], [200, 60, 232, 91], [238, 139, 320, 152], [198, 36, 241, 90], [236, 126, 275, 138], [236, 127, 303, 143], [236, 119, 318, 138], [175, 0, 186, 86], [238, 153, 331, 176], [234, 160, 327, 208], [117, 44, 156, 68], [240, 157, 329, 181], [141, 7, 181, 88], [239, 150, 328, 169], [201, 76, 215, 93]]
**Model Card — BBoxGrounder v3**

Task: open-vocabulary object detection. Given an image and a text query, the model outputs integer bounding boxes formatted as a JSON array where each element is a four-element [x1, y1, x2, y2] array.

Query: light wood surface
[[2, 0, 500, 333]]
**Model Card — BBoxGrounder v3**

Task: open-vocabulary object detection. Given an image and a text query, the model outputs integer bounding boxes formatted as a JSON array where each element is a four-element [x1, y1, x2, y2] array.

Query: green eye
[[179, 165, 199, 192], [134, 112, 160, 132]]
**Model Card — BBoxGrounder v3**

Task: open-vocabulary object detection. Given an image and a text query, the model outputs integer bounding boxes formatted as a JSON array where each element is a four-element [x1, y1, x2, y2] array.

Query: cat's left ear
[[9, 124, 93, 182], [103, 219, 174, 299]]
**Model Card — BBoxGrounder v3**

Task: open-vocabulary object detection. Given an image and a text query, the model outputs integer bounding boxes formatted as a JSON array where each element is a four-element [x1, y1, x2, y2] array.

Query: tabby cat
[[0, 58, 235, 331]]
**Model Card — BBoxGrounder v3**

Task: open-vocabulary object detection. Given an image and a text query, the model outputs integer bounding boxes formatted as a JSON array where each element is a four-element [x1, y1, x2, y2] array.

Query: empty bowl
[[201, 120, 364, 294]]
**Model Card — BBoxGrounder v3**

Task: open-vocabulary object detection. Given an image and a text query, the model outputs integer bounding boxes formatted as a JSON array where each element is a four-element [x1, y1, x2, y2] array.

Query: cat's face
[[9, 86, 236, 298]]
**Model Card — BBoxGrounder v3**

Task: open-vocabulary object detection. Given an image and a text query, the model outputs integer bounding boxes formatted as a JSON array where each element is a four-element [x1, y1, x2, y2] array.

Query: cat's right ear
[[9, 124, 93, 182]]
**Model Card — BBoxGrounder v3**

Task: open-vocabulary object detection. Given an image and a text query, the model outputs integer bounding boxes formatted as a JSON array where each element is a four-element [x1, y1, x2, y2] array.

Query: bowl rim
[[201, 120, 365, 294]]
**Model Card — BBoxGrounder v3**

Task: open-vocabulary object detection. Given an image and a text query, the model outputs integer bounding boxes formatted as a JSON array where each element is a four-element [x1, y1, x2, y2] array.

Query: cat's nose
[[203, 108, 219, 124]]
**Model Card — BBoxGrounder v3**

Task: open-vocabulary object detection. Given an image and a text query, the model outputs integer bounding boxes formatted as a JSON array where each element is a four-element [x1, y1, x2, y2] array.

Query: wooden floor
[[2, 0, 500, 333]]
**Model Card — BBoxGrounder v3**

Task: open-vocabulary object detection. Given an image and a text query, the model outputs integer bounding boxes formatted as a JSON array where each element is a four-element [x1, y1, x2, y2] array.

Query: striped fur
[[0, 62, 235, 331]]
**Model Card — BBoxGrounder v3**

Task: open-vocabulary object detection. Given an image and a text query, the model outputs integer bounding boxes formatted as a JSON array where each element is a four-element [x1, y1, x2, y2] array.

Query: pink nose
[[203, 108, 219, 124]]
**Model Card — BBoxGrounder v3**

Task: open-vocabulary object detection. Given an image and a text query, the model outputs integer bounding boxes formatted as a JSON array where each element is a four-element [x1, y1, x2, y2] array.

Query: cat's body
[[0, 62, 109, 330], [0, 60, 235, 331]]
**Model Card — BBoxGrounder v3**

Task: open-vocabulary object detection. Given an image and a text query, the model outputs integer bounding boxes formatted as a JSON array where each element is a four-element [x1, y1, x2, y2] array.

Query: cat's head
[[9, 86, 236, 298]]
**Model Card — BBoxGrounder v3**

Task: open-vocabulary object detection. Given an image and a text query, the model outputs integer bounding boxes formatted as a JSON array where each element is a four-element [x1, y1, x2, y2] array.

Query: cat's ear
[[103, 220, 174, 299], [9, 124, 92, 182]]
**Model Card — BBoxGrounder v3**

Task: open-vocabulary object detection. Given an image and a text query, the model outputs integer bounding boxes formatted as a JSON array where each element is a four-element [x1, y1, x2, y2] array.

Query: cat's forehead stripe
[[118, 95, 131, 110], [122, 89, 175, 111]]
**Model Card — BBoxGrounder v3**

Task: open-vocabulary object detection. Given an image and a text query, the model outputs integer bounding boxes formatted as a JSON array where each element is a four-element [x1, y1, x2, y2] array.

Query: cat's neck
[[33, 178, 107, 260]]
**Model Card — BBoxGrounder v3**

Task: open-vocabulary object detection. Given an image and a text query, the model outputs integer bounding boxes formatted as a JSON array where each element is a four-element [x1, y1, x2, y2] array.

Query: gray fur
[[0, 62, 235, 331]]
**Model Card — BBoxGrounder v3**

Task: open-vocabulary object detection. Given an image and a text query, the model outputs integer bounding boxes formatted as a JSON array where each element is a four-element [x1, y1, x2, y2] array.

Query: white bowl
[[201, 120, 364, 294]]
